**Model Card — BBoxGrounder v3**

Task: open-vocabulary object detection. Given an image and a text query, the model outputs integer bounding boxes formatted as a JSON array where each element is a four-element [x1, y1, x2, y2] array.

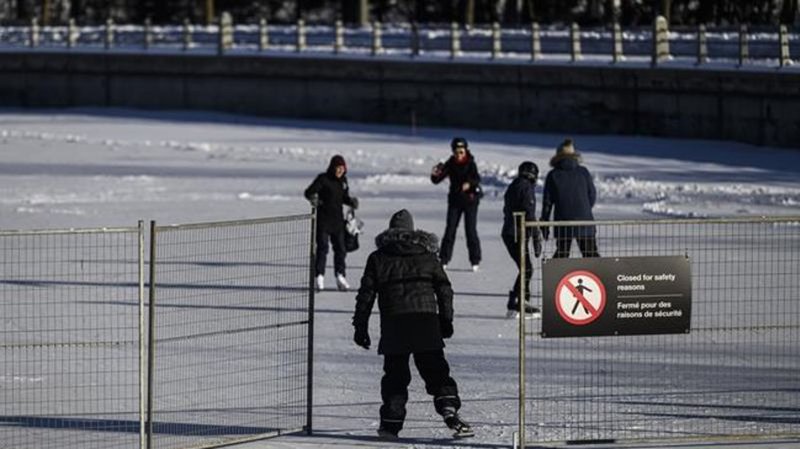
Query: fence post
[[104, 17, 114, 50], [779, 24, 791, 67], [145, 220, 157, 449], [530, 22, 541, 61], [67, 17, 78, 48], [306, 207, 317, 435], [570, 22, 581, 62], [696, 23, 707, 65], [450, 22, 461, 58], [143, 17, 153, 50], [491, 21, 501, 59], [651, 15, 669, 66], [218, 11, 232, 55], [182, 18, 192, 51], [29, 17, 40, 48], [612, 21, 624, 63], [514, 211, 527, 449], [296, 19, 306, 52], [259, 17, 269, 51], [738, 24, 749, 67], [410, 22, 420, 57], [371, 20, 382, 56], [137, 220, 146, 449], [334, 19, 344, 54]]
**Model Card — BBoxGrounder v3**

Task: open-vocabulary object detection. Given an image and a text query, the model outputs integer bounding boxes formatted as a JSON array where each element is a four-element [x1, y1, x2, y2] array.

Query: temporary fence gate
[[516, 215, 800, 447], [0, 214, 314, 449]]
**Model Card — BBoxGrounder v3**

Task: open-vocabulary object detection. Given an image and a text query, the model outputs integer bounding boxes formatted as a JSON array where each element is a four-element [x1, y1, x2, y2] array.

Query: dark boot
[[444, 412, 474, 438]]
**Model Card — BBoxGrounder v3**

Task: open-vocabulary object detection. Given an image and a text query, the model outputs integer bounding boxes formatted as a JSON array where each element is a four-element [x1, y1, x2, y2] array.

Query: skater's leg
[[439, 204, 462, 265], [553, 231, 572, 259], [412, 350, 460, 416], [330, 229, 347, 276], [380, 353, 412, 435], [314, 228, 330, 276], [463, 202, 481, 266], [578, 236, 600, 258]]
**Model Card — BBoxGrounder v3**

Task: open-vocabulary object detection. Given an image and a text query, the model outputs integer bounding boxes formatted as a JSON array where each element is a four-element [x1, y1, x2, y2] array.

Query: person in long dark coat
[[501, 161, 543, 317], [352, 209, 472, 440], [430, 137, 482, 271], [540, 138, 600, 258], [304, 154, 359, 291]]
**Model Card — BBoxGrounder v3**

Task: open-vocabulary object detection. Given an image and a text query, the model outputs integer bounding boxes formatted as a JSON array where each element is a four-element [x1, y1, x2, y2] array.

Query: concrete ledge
[[1, 51, 798, 147]]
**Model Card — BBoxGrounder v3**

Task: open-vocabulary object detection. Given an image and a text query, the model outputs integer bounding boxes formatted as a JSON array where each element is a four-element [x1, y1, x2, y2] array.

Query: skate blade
[[452, 430, 475, 439], [506, 311, 541, 320], [377, 429, 399, 440]]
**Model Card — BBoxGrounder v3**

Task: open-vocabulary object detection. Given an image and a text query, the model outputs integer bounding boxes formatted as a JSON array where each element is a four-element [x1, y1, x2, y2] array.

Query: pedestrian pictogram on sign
[[555, 270, 606, 325]]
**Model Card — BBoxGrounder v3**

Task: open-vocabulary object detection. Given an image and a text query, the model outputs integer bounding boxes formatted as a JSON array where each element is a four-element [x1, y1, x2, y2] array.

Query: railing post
[[143, 17, 153, 50], [296, 19, 306, 52], [450, 21, 461, 59], [259, 17, 269, 51], [334, 19, 344, 54], [371, 20, 382, 56], [738, 24, 749, 67], [779, 24, 791, 68], [696, 23, 708, 65], [104, 17, 114, 50], [612, 21, 624, 63], [410, 22, 420, 57], [515, 211, 527, 449], [182, 18, 192, 51], [218, 11, 232, 55], [67, 17, 78, 49], [530, 22, 540, 61], [570, 22, 581, 62], [651, 15, 669, 66], [29, 17, 40, 48], [491, 21, 501, 59]]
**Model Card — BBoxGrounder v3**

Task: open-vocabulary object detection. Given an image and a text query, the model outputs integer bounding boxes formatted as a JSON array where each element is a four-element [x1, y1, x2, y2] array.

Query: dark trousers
[[502, 233, 531, 305], [553, 236, 600, 259], [439, 202, 481, 266], [379, 350, 461, 433], [315, 226, 346, 276]]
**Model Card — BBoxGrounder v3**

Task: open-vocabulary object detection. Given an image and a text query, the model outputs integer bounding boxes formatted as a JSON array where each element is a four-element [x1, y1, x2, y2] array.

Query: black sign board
[[541, 256, 691, 338]]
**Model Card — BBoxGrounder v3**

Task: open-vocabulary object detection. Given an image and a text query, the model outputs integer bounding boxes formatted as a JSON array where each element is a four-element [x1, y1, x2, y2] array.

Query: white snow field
[[1, 109, 799, 449]]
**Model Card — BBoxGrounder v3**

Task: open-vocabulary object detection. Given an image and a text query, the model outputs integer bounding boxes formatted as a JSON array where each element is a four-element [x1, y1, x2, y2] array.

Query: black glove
[[440, 320, 454, 339], [541, 226, 550, 241], [349, 197, 359, 210], [308, 194, 320, 207], [353, 326, 371, 349]]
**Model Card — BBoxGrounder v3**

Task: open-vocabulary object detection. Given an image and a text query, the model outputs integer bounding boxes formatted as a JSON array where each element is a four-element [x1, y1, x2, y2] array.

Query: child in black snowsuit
[[352, 209, 473, 440], [501, 161, 543, 317]]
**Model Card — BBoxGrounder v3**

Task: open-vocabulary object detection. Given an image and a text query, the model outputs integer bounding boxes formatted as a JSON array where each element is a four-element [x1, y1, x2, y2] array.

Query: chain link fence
[[517, 216, 800, 447], [1, 213, 314, 449]]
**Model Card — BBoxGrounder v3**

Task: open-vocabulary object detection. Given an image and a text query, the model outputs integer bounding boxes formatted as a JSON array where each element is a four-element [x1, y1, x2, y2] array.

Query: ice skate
[[506, 291, 541, 319], [377, 426, 399, 440], [335, 273, 350, 291], [444, 413, 474, 439], [315, 275, 324, 291]]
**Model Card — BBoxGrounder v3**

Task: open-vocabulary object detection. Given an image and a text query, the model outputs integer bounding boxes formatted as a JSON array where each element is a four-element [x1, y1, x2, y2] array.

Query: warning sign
[[541, 256, 692, 338], [554, 271, 606, 325]]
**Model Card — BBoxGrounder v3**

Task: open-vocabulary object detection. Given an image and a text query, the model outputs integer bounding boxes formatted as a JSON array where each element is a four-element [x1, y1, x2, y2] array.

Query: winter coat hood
[[375, 228, 439, 255], [326, 154, 347, 176], [550, 152, 582, 169]]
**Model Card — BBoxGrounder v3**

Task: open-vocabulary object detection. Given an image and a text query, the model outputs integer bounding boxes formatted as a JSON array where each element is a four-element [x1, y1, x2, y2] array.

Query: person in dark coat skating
[[352, 209, 473, 440], [501, 161, 543, 317], [304, 154, 359, 291], [430, 137, 482, 271], [540, 138, 600, 258]]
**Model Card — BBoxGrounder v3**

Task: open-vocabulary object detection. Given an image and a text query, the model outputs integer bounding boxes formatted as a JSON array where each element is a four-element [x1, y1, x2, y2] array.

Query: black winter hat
[[450, 137, 468, 151], [389, 209, 414, 231], [518, 161, 539, 181]]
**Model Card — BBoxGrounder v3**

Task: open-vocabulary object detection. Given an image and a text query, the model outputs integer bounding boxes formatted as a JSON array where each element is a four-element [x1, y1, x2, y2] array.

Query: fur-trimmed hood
[[550, 151, 582, 168], [375, 228, 439, 255]]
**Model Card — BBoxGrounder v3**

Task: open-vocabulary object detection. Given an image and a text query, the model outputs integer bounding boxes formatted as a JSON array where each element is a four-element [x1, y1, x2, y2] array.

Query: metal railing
[[1, 16, 797, 69], [515, 215, 800, 447], [0, 213, 314, 449]]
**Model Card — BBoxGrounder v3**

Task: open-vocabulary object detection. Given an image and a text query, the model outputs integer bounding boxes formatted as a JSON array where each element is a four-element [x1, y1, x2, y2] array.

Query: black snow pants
[[502, 232, 532, 305], [315, 226, 347, 277], [439, 201, 481, 266], [379, 350, 461, 434]]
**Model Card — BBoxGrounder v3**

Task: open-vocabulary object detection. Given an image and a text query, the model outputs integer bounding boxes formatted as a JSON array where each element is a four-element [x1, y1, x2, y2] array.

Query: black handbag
[[344, 208, 363, 253]]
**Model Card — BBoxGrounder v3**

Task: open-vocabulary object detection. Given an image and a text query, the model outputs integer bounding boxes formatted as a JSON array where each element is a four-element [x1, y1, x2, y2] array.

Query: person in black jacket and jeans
[[540, 138, 600, 258], [353, 209, 473, 440], [304, 154, 359, 291], [430, 137, 482, 271], [501, 161, 543, 318]]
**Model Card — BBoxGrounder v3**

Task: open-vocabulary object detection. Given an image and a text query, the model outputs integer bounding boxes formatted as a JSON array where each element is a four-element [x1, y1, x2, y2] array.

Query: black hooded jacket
[[502, 176, 539, 238], [304, 158, 356, 232], [430, 151, 482, 207], [353, 228, 454, 355], [541, 154, 597, 238]]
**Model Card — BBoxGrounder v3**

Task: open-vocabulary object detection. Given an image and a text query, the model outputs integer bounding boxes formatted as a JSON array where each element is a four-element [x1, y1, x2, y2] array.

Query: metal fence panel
[[522, 217, 800, 445], [0, 226, 144, 449], [149, 215, 312, 449]]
